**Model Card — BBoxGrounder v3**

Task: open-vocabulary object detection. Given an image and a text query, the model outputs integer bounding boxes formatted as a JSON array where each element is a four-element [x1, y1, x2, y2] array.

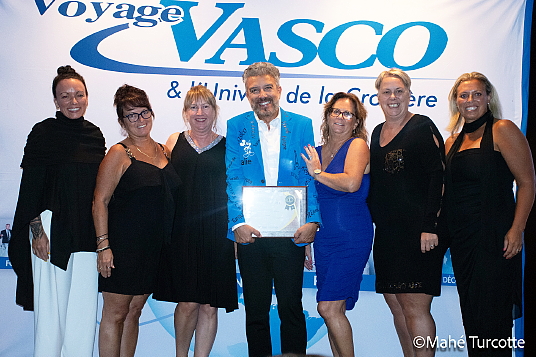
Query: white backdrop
[[0, 0, 532, 356]]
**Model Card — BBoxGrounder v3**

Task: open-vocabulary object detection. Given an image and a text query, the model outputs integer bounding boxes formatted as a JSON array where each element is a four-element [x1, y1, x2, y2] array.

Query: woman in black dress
[[444, 72, 534, 356], [153, 85, 237, 357], [368, 69, 445, 357], [93, 85, 180, 357]]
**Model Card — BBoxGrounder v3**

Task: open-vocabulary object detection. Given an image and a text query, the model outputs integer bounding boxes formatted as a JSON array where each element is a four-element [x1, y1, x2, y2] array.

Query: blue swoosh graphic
[[71, 24, 246, 77], [71, 23, 453, 81]]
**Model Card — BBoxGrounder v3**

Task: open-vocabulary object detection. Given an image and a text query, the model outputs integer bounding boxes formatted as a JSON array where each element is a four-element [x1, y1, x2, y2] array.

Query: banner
[[0, 0, 531, 355]]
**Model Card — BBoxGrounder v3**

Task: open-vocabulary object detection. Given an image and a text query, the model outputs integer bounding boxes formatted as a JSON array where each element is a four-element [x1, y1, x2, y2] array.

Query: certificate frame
[[242, 186, 307, 237]]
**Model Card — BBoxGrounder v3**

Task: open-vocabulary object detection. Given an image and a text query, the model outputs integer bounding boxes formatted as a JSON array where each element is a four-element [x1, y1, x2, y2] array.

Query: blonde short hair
[[375, 68, 411, 91]]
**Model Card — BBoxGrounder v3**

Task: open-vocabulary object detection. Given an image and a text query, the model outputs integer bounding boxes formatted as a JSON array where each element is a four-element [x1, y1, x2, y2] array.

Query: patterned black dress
[[369, 115, 445, 296]]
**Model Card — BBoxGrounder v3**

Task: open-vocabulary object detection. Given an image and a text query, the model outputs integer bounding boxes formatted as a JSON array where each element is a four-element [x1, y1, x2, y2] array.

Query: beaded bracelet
[[96, 245, 110, 253]]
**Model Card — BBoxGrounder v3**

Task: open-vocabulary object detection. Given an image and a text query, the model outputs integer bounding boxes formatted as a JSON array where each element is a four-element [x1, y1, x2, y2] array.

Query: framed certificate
[[242, 186, 307, 237]]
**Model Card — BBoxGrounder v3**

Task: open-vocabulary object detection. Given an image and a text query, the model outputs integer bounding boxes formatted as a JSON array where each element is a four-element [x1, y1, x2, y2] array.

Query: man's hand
[[294, 222, 318, 244], [234, 224, 261, 244]]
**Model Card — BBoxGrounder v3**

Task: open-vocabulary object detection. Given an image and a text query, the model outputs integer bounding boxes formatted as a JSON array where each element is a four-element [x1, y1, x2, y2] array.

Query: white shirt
[[232, 111, 281, 231], [255, 113, 281, 186]]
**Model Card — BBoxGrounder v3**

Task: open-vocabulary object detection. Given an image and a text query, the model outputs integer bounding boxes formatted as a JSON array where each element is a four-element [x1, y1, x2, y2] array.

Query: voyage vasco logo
[[35, 0, 448, 76], [35, 0, 183, 27]]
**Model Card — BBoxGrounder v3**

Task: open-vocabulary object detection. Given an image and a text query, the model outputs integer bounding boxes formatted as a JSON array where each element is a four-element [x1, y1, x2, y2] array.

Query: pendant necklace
[[328, 138, 348, 158], [323, 138, 348, 168]]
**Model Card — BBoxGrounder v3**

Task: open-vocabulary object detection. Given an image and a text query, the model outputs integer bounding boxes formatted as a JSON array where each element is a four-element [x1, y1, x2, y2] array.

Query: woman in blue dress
[[302, 92, 373, 357]]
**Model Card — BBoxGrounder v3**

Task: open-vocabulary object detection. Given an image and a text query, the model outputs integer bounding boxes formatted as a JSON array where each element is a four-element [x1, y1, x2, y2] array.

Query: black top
[[9, 111, 105, 311], [369, 114, 444, 234]]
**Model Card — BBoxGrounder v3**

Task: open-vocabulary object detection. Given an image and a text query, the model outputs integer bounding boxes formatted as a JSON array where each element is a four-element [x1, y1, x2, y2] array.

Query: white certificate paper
[[242, 186, 307, 237]]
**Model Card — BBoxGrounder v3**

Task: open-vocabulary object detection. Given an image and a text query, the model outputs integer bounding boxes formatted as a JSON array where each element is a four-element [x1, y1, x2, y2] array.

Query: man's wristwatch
[[313, 169, 321, 176]]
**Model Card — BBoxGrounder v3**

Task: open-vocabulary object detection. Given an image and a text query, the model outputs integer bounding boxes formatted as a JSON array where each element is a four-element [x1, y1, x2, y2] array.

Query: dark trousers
[[237, 238, 307, 357]]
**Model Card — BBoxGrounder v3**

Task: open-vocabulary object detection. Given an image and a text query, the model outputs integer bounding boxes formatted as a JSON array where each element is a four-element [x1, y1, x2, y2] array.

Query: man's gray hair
[[242, 62, 280, 86]]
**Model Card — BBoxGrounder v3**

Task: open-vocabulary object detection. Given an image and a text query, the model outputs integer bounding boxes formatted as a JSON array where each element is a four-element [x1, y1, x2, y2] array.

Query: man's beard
[[252, 97, 279, 120]]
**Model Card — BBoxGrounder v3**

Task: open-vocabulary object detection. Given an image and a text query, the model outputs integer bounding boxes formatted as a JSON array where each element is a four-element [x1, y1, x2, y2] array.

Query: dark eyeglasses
[[124, 109, 152, 123], [329, 108, 355, 120]]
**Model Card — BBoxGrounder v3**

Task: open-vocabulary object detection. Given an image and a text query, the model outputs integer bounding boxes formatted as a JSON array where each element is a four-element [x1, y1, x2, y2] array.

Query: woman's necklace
[[327, 138, 348, 158], [131, 138, 158, 159], [322, 137, 349, 168]]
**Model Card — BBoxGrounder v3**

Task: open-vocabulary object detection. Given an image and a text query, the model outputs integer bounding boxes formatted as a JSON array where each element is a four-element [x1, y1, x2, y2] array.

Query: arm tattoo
[[30, 217, 44, 239]]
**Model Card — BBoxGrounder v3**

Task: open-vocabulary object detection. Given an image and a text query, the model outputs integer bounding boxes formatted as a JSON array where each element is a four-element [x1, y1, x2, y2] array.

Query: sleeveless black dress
[[445, 113, 522, 356], [153, 133, 238, 312], [99, 143, 180, 295]]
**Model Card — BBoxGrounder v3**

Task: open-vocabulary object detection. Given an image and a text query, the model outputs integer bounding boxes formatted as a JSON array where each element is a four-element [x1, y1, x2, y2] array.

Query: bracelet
[[97, 237, 109, 245], [96, 245, 110, 253], [96, 233, 108, 240]]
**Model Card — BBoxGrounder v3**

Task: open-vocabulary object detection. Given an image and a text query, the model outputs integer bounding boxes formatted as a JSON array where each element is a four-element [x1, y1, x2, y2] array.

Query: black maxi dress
[[445, 111, 522, 356], [369, 114, 445, 296], [154, 132, 238, 312]]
